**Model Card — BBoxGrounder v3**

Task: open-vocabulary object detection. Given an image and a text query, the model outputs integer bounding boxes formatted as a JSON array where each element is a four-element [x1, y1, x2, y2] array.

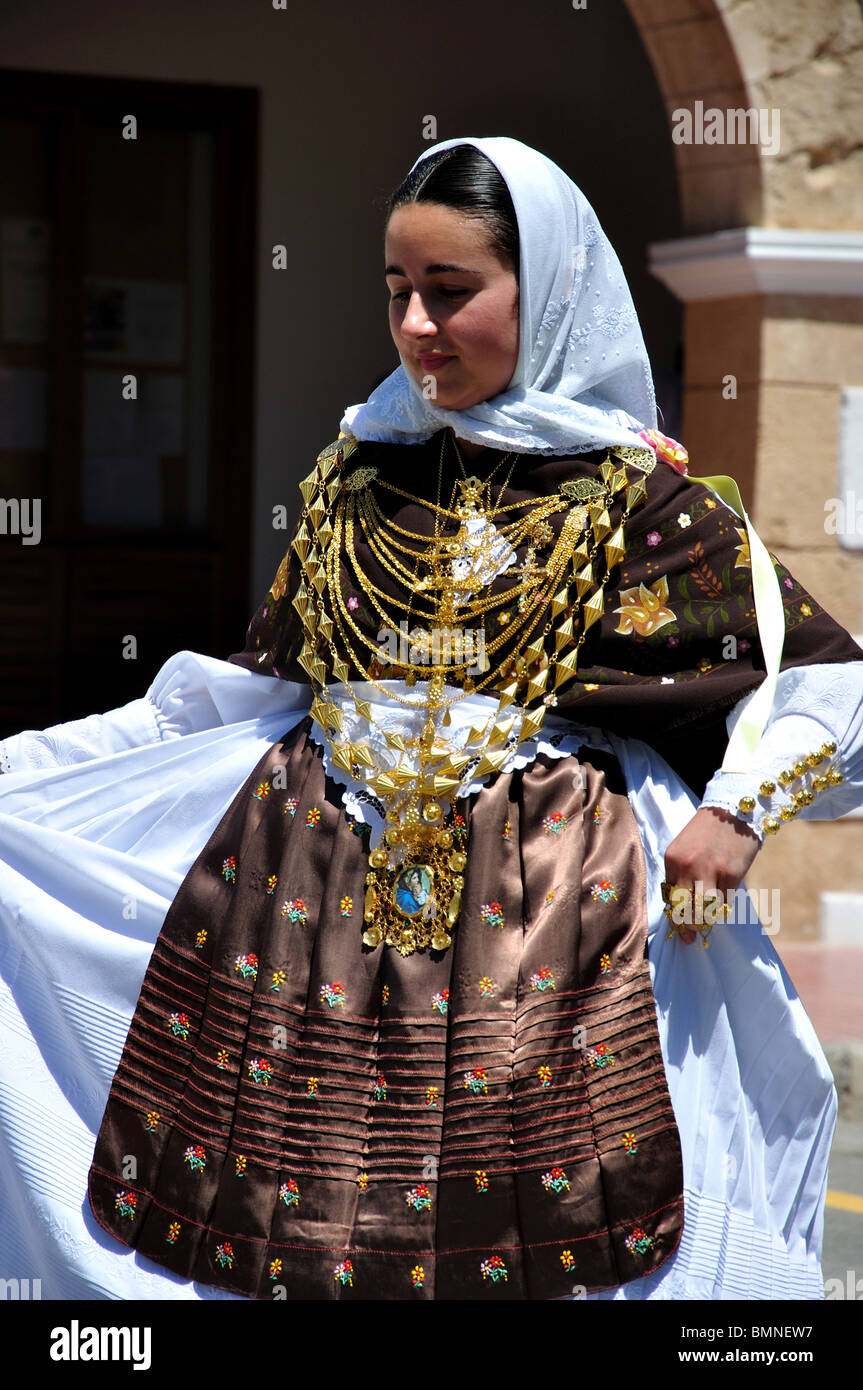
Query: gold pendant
[[361, 812, 467, 956]]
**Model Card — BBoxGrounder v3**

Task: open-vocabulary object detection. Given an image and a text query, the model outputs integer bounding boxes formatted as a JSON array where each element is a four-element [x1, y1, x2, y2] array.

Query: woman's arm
[[664, 661, 863, 942]]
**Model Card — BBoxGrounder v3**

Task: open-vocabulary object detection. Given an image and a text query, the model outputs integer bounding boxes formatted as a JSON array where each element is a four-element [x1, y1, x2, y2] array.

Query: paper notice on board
[[1, 219, 52, 345], [0, 367, 50, 450], [83, 278, 184, 364]]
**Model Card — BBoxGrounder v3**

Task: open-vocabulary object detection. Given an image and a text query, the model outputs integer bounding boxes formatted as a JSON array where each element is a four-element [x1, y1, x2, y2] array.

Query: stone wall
[[630, 0, 863, 939]]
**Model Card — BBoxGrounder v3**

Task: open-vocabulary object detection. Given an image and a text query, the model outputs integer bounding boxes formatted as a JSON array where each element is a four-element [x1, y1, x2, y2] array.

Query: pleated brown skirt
[[88, 717, 683, 1299]]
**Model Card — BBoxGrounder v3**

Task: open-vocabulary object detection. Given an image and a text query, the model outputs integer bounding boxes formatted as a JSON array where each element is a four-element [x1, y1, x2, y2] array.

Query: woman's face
[[385, 202, 519, 412]]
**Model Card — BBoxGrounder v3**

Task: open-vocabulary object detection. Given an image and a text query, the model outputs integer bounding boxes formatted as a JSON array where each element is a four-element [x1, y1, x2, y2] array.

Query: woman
[[1, 136, 861, 1301]]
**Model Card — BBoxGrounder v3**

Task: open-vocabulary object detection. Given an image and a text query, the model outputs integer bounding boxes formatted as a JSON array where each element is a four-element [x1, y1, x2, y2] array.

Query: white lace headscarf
[[340, 135, 657, 456]]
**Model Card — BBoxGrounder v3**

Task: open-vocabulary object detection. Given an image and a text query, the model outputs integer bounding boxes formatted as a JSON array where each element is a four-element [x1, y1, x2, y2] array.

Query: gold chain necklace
[[338, 485, 579, 687], [356, 497, 558, 608], [368, 433, 517, 626], [343, 493, 582, 680], [401, 426, 447, 644], [376, 477, 563, 520], [287, 432, 655, 955], [346, 432, 538, 653]]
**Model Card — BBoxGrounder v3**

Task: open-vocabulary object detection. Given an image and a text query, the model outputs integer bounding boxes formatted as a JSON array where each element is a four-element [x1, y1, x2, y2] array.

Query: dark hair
[[386, 145, 520, 281]]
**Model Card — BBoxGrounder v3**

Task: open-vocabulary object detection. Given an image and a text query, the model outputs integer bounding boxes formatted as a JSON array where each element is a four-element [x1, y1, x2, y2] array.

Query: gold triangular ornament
[[582, 590, 604, 631], [604, 525, 626, 569]]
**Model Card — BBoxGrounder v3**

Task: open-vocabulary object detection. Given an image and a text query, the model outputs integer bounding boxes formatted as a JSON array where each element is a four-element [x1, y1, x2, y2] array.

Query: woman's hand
[[663, 805, 762, 945]]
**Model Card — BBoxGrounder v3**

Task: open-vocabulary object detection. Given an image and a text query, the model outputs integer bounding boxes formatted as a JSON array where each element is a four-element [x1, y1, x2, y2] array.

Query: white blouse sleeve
[[0, 650, 308, 776], [699, 661, 863, 842]]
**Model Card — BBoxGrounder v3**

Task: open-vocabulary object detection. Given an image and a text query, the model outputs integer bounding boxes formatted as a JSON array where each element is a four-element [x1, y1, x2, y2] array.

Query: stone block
[[759, 52, 863, 159], [762, 302, 863, 387], [721, 1, 772, 82], [629, 0, 718, 28], [682, 381, 759, 499], [646, 15, 745, 97], [678, 162, 762, 234], [753, 383, 841, 546], [743, 820, 863, 942], [684, 296, 763, 387], [766, 148, 863, 231]]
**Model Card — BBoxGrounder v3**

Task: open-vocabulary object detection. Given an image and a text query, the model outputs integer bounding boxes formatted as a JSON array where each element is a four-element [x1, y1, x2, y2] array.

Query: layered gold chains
[[287, 430, 655, 955], [343, 480, 568, 686]]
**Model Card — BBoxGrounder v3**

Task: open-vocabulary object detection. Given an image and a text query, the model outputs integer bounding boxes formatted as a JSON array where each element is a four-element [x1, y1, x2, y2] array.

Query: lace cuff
[[699, 663, 863, 841]]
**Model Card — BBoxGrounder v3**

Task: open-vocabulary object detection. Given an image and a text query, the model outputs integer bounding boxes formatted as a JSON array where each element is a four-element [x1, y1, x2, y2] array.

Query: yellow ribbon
[[682, 473, 785, 772]]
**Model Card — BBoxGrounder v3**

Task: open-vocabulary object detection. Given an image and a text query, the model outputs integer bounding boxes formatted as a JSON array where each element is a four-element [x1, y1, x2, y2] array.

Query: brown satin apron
[[88, 717, 683, 1299]]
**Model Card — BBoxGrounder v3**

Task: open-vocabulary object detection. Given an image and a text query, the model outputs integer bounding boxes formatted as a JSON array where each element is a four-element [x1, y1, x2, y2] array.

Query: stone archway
[[624, 0, 764, 234], [622, 0, 863, 941], [625, 0, 863, 235]]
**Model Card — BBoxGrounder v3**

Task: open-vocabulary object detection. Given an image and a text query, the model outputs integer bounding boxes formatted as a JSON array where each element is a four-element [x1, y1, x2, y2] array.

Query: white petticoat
[[0, 653, 835, 1300]]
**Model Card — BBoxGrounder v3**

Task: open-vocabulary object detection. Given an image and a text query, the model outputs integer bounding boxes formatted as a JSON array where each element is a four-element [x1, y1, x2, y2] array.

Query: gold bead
[[448, 852, 467, 872], [797, 789, 815, 806], [811, 775, 829, 792], [827, 769, 844, 785], [778, 770, 796, 789], [759, 780, 776, 797], [806, 752, 824, 768], [422, 800, 442, 823], [821, 741, 838, 757], [761, 816, 781, 835], [436, 830, 453, 849], [369, 849, 387, 868], [791, 791, 806, 808], [738, 796, 756, 813], [792, 760, 807, 778], [780, 806, 797, 821]]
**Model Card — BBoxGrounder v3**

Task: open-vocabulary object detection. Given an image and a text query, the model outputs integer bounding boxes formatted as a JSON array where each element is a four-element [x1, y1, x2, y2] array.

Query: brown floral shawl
[[229, 430, 863, 797]]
